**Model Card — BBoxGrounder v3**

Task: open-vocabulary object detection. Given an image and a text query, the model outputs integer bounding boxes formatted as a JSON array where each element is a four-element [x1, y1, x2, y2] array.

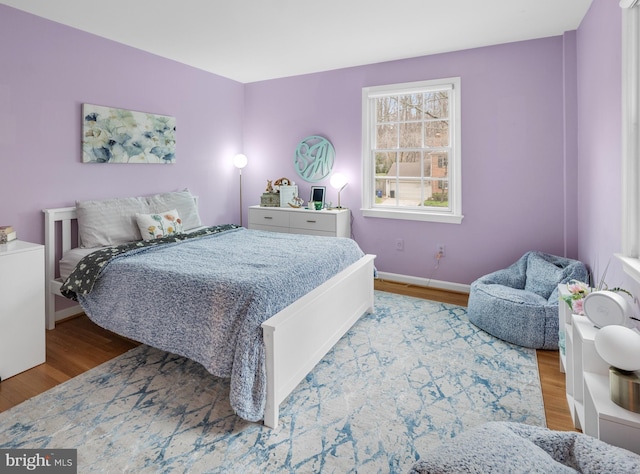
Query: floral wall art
[[82, 104, 176, 163]]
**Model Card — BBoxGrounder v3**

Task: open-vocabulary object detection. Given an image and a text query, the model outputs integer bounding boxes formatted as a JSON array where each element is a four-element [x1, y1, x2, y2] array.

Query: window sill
[[361, 208, 464, 224], [616, 253, 640, 285]]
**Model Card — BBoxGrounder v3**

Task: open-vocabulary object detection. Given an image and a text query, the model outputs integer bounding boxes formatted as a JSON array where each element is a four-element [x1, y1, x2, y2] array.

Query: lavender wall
[[244, 37, 573, 286], [0, 5, 245, 247], [576, 0, 629, 291], [2, 4, 595, 291]]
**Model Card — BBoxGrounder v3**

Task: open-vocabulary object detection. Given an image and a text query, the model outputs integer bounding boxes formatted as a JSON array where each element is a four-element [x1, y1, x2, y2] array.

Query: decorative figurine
[[261, 179, 280, 207], [288, 195, 304, 208]]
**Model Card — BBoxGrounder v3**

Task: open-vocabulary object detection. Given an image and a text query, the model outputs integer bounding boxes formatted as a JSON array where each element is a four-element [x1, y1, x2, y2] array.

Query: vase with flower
[[562, 272, 635, 327]]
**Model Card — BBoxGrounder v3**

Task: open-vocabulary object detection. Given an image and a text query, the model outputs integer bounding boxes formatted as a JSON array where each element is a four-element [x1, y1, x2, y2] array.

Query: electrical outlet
[[437, 244, 445, 257], [396, 238, 404, 251]]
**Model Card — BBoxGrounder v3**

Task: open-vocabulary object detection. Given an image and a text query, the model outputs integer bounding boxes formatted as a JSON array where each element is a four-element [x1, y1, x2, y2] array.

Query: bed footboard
[[261, 253, 375, 429]]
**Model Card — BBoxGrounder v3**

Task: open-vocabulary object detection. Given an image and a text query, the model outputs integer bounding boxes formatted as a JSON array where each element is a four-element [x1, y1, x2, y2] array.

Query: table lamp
[[330, 172, 348, 209], [594, 325, 640, 413]]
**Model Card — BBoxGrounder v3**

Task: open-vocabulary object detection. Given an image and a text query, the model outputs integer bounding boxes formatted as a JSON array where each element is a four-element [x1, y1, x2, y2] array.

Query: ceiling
[[1, 0, 594, 83]]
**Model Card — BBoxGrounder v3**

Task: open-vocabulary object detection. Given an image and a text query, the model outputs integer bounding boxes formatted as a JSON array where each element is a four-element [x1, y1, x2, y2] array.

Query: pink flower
[[573, 299, 585, 315], [568, 281, 588, 295]]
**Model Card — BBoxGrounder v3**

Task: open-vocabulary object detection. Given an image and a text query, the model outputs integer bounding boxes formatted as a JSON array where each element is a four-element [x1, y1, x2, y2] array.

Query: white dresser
[[0, 240, 46, 381], [560, 286, 640, 454], [248, 206, 350, 238]]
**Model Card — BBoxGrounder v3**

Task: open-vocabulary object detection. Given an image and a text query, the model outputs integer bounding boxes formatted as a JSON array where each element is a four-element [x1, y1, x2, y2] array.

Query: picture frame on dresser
[[310, 186, 325, 208]]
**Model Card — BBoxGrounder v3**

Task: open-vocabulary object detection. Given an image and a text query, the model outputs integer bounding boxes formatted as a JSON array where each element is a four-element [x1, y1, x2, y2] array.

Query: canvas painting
[[82, 104, 176, 163]]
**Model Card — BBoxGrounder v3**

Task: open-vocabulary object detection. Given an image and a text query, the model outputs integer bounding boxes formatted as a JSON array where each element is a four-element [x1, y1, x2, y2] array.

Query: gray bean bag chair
[[408, 422, 640, 473], [467, 251, 588, 349]]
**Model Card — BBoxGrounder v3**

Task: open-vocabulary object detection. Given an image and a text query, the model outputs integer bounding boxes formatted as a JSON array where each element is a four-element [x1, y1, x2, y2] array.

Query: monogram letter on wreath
[[294, 135, 335, 182]]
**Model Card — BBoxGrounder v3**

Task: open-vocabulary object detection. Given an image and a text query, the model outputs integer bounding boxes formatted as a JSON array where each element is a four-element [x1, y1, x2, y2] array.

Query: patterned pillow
[[135, 209, 184, 240], [146, 190, 201, 230]]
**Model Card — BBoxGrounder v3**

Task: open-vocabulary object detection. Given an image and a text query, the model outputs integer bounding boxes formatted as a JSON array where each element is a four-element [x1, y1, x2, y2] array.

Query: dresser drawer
[[290, 212, 336, 232], [248, 208, 290, 228], [249, 223, 290, 234], [248, 206, 350, 237]]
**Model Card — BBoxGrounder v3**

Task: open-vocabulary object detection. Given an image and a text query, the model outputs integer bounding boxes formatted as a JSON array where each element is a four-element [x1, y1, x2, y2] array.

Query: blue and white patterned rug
[[0, 291, 545, 473]]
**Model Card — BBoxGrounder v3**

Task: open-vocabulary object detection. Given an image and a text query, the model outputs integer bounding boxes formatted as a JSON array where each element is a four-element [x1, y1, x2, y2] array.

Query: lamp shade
[[594, 325, 640, 372], [330, 172, 348, 190], [233, 153, 248, 169]]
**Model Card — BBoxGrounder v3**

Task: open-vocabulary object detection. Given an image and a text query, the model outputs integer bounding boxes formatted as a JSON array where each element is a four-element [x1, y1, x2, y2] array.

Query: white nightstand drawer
[[248, 208, 290, 228], [290, 212, 336, 232]]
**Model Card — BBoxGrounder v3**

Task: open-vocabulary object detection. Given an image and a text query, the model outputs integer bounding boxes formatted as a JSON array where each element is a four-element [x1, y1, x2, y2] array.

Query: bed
[[43, 191, 375, 429]]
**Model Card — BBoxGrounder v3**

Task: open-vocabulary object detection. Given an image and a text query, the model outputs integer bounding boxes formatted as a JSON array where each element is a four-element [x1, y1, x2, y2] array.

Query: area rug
[[0, 291, 545, 473]]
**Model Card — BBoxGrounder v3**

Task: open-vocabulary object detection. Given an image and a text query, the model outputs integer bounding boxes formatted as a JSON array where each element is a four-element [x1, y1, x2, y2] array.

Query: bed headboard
[[43, 206, 79, 329], [43, 192, 200, 330]]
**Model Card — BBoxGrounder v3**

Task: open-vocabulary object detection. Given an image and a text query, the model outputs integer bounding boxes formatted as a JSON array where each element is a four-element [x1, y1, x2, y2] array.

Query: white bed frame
[[43, 206, 375, 429]]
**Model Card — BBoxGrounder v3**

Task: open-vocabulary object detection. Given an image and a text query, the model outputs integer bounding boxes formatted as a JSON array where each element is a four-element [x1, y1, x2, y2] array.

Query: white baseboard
[[55, 304, 83, 323], [376, 271, 470, 294]]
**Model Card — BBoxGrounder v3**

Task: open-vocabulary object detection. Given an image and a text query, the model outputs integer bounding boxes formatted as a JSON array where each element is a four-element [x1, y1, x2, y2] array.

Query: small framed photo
[[310, 186, 326, 207]]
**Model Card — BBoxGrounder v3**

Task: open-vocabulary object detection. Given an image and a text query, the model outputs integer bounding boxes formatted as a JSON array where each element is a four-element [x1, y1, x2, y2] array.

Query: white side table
[[565, 309, 640, 454], [0, 240, 46, 381]]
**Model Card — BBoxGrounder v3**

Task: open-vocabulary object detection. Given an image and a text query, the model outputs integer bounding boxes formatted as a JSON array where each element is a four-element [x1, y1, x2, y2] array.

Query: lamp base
[[610, 367, 640, 413]]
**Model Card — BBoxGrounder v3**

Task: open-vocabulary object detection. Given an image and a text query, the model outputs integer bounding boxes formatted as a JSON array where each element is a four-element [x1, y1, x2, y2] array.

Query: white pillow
[[146, 190, 201, 230], [76, 196, 149, 248], [136, 209, 184, 240]]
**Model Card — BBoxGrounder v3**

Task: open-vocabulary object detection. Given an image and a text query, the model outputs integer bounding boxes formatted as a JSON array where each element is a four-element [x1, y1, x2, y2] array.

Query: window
[[619, 1, 640, 282], [361, 77, 463, 223]]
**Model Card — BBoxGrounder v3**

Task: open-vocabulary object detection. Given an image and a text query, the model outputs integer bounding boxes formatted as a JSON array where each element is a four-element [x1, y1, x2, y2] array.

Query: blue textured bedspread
[[70, 227, 365, 422]]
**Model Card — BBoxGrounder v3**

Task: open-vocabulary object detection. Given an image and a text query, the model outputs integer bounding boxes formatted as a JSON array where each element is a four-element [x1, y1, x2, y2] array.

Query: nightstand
[[0, 240, 46, 381]]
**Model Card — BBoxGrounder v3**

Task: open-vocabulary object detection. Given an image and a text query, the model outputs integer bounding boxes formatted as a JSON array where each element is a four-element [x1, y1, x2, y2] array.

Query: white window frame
[[618, 1, 640, 282], [361, 78, 463, 224]]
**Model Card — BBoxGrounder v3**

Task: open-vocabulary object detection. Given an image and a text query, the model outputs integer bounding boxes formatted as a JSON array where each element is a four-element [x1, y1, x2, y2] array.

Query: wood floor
[[0, 279, 576, 432]]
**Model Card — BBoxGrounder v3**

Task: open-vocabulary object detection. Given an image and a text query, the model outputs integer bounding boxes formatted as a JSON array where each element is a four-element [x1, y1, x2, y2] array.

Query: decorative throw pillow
[[146, 189, 202, 230], [135, 209, 184, 240]]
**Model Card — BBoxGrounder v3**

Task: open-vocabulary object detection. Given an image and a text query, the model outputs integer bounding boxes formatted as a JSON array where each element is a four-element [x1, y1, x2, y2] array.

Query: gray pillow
[[76, 196, 149, 248], [146, 190, 201, 230]]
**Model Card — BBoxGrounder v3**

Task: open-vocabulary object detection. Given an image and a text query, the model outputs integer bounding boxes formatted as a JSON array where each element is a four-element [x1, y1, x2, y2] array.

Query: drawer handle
[[263, 216, 273, 220], [306, 220, 317, 223]]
